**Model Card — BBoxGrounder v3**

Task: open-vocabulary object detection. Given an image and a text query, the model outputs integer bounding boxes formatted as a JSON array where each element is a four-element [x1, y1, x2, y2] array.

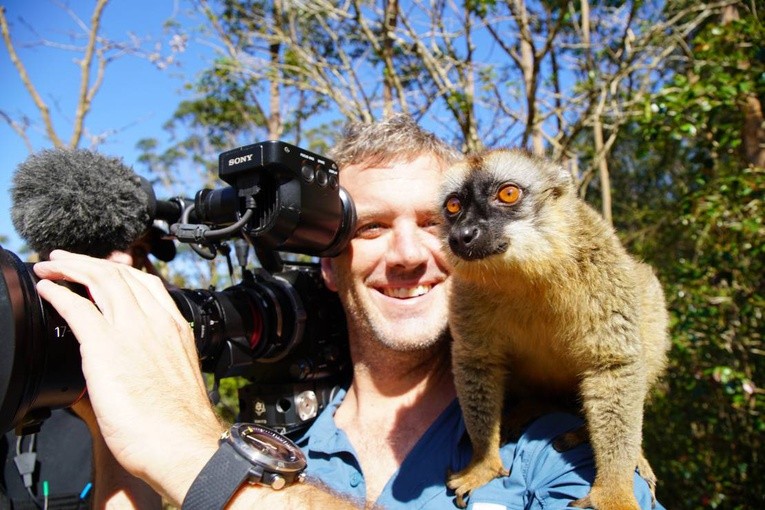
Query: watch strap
[[181, 441, 260, 510]]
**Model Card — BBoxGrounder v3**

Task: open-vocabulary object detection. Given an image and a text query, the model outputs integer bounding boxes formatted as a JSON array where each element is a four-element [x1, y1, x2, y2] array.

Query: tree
[[620, 1, 764, 507], [167, 0, 731, 224], [0, 1, 179, 151]]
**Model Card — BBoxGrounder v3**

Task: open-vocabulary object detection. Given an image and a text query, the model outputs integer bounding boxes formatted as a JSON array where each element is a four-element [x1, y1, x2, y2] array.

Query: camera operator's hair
[[329, 113, 461, 170]]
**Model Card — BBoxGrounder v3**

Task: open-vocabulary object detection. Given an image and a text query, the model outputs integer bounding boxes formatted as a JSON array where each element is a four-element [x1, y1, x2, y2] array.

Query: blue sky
[[0, 0, 207, 254]]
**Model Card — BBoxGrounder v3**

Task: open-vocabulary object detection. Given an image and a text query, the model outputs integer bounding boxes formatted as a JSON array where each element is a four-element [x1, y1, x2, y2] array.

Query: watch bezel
[[225, 423, 307, 474]]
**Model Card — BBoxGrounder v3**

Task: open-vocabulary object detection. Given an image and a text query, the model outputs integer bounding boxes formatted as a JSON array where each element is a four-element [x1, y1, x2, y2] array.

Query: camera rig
[[0, 141, 355, 436]]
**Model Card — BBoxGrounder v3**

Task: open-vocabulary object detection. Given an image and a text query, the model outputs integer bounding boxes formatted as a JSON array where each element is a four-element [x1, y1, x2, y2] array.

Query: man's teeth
[[383, 285, 431, 298]]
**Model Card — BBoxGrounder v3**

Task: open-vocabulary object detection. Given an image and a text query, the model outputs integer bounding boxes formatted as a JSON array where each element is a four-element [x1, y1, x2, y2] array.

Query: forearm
[[138, 415, 224, 507], [162, 433, 366, 509], [227, 479, 366, 510]]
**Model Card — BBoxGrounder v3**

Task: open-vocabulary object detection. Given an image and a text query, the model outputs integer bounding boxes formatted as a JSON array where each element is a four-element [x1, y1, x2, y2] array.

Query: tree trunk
[[382, 0, 399, 117], [267, 0, 283, 140], [741, 93, 765, 168]]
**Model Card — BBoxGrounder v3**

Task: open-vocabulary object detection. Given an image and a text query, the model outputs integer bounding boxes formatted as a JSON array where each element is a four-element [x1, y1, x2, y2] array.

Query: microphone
[[10, 147, 154, 258]]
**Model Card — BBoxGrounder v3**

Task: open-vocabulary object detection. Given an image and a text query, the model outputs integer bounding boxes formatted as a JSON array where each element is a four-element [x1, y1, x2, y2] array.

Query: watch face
[[242, 426, 299, 462], [231, 423, 307, 472]]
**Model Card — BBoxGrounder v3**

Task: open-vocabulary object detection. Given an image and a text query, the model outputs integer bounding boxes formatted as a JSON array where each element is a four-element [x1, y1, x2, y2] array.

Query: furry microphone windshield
[[10, 148, 152, 258]]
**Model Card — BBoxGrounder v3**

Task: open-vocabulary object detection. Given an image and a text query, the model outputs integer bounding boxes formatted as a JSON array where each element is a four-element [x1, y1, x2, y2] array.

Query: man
[[31, 115, 661, 509]]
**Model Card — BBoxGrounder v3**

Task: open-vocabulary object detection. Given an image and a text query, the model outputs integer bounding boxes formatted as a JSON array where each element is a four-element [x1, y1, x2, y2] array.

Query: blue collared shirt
[[293, 389, 663, 509]]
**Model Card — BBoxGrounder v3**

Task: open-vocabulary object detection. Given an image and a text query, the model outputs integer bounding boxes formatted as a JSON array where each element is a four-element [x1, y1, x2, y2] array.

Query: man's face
[[322, 154, 451, 353]]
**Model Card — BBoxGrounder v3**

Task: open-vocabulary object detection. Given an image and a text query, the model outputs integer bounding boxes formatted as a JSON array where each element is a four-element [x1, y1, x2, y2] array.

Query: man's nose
[[386, 224, 429, 268]]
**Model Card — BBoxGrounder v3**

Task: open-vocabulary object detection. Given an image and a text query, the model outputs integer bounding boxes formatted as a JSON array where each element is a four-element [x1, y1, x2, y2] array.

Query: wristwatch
[[181, 423, 307, 510]]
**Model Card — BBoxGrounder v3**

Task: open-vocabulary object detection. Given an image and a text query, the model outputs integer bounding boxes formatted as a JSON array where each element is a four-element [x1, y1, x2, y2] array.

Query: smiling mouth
[[381, 284, 433, 299]]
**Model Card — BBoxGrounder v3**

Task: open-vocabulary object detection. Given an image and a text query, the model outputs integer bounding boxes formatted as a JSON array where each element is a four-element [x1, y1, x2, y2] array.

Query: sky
[[0, 0, 209, 254]]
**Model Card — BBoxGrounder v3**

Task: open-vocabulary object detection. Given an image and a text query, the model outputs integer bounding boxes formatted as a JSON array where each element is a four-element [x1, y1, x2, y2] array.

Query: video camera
[[0, 141, 355, 436]]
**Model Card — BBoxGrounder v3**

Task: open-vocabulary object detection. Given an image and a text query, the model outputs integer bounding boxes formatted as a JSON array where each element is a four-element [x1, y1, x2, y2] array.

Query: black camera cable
[[172, 202, 256, 260]]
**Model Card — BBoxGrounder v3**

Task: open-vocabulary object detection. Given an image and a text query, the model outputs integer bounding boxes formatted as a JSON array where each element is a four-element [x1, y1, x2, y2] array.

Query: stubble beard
[[340, 281, 450, 357]]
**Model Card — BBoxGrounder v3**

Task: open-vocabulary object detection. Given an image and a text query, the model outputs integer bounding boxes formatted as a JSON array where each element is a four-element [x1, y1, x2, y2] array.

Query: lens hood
[[0, 246, 33, 432]]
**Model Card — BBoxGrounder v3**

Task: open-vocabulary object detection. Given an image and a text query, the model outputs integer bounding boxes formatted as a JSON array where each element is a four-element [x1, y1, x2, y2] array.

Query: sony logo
[[228, 154, 254, 166]]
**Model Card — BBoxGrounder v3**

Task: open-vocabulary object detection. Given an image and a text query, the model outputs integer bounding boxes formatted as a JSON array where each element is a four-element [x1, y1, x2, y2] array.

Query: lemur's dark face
[[438, 149, 573, 270]]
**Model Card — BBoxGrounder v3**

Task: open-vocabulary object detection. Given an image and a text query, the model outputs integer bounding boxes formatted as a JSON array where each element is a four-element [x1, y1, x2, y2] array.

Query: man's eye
[[355, 223, 386, 239], [422, 217, 443, 233]]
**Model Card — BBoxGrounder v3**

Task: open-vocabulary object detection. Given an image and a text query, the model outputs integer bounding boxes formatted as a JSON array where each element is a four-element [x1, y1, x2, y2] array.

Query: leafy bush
[[644, 166, 763, 509]]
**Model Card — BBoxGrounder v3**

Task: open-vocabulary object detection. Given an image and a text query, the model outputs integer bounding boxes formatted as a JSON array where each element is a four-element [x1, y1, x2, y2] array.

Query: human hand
[[33, 250, 223, 504]]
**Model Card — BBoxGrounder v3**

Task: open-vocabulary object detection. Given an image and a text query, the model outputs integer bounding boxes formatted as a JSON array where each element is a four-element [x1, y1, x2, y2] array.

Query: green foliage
[[644, 166, 764, 509], [625, 5, 765, 508], [639, 10, 765, 168], [171, 58, 268, 145], [206, 374, 249, 424]]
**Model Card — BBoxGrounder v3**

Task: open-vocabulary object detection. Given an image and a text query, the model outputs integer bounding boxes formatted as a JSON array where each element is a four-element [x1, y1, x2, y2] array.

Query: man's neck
[[343, 343, 454, 411], [333, 343, 456, 503]]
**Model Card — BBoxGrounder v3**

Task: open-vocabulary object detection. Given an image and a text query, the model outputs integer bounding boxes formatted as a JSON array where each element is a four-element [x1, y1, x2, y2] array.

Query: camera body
[[217, 141, 351, 256], [177, 141, 354, 258], [0, 141, 355, 435]]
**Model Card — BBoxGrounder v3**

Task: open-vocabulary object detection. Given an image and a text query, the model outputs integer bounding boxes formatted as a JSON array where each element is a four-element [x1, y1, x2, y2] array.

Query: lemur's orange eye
[[497, 184, 522, 205], [445, 196, 462, 215]]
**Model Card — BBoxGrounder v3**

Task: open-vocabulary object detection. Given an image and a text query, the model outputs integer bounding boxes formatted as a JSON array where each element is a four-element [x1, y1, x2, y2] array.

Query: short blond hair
[[329, 113, 461, 170]]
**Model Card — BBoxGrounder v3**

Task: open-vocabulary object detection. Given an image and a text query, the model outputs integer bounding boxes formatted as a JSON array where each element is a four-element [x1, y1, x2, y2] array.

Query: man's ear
[[320, 257, 338, 291]]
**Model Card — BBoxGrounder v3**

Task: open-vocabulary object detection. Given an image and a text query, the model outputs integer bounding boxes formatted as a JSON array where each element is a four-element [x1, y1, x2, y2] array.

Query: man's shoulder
[[499, 412, 587, 479], [512, 412, 585, 448], [484, 411, 662, 510]]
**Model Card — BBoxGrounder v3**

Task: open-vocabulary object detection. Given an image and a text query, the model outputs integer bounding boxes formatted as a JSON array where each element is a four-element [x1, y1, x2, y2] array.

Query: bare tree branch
[[0, 110, 34, 152], [3, 1, 180, 151], [70, 0, 109, 148], [0, 5, 64, 147]]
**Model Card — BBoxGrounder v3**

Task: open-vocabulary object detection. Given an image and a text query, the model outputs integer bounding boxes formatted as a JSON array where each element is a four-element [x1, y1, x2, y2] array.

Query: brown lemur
[[439, 149, 669, 510]]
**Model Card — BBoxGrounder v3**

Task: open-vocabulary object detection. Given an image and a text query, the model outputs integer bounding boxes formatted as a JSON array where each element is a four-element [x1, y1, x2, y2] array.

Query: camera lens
[[0, 246, 86, 433], [0, 248, 348, 435], [168, 270, 305, 375]]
